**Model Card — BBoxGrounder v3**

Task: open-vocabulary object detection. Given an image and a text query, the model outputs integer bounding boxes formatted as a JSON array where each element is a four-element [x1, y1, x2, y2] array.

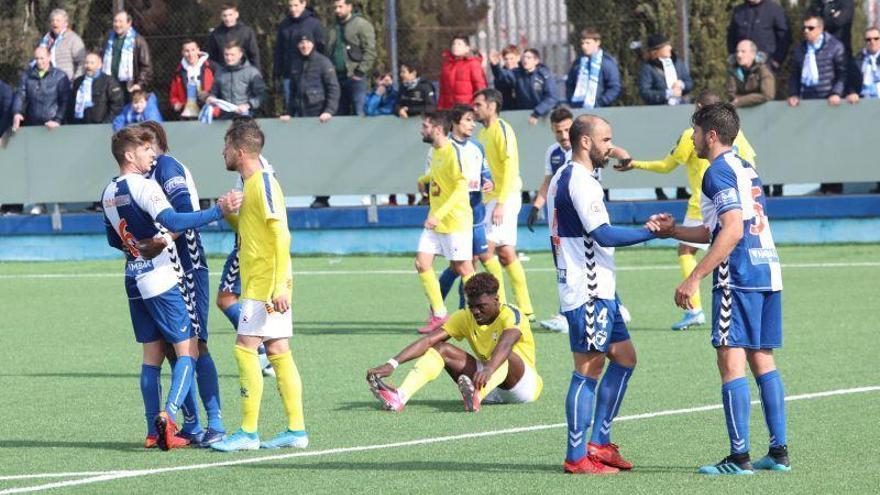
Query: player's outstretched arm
[[155, 190, 241, 233], [646, 213, 710, 244], [674, 209, 743, 309], [589, 223, 656, 248], [474, 328, 521, 390], [367, 330, 451, 379]]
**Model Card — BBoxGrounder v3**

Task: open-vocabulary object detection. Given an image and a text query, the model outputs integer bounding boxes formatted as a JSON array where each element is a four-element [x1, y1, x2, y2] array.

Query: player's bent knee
[[216, 291, 237, 311]]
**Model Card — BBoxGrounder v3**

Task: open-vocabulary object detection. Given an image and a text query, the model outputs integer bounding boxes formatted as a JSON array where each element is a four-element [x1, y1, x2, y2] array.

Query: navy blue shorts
[[187, 267, 210, 341], [563, 298, 631, 354], [218, 247, 241, 296], [712, 289, 782, 349], [473, 223, 488, 256], [129, 287, 195, 345]]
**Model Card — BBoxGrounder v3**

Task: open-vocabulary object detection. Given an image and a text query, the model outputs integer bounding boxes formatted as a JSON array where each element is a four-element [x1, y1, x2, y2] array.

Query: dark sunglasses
[[803, 25, 818, 31], [867, 37, 880, 42]]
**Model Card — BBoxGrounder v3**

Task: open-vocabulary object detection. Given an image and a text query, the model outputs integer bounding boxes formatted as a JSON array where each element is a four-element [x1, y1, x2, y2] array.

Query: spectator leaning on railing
[[727, 39, 776, 107], [396, 62, 436, 119], [438, 35, 487, 109], [70, 52, 124, 125], [364, 70, 398, 116], [112, 89, 162, 131], [101, 10, 152, 101], [275, 0, 325, 105], [845, 27, 880, 104], [727, 0, 792, 72], [490, 48, 559, 125], [280, 33, 339, 123], [38, 9, 86, 81], [206, 42, 266, 120], [565, 28, 621, 109], [327, 0, 377, 116], [170, 39, 216, 120], [12, 46, 70, 132], [208, 3, 261, 70], [788, 14, 847, 107], [639, 33, 694, 106]]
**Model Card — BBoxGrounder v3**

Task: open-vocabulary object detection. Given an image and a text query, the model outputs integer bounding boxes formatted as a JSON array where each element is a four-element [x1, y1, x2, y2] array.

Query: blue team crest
[[163, 176, 187, 194], [713, 188, 738, 209]]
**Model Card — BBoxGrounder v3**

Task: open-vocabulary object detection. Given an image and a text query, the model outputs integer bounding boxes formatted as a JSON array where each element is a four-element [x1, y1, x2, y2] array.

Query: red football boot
[[588, 442, 633, 470], [563, 455, 621, 475]]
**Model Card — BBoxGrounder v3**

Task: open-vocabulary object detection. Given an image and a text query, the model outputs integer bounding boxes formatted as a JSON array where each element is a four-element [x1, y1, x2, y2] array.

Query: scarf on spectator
[[74, 74, 95, 119], [572, 50, 603, 108], [103, 28, 137, 82], [860, 49, 880, 98], [198, 98, 239, 124], [39, 29, 65, 68], [660, 57, 680, 105], [182, 52, 210, 117], [800, 34, 824, 88]]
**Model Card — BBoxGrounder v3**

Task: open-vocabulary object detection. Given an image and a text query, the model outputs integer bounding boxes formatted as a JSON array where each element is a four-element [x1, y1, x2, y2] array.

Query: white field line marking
[[1, 385, 877, 494], [1, 261, 878, 281]]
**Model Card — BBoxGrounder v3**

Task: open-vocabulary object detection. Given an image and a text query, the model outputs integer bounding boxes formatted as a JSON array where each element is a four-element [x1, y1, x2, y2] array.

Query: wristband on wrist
[[387, 358, 399, 369]]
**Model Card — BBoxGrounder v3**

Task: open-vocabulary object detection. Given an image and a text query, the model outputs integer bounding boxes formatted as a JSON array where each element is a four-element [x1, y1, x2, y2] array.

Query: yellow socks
[[268, 350, 306, 431], [678, 254, 702, 310], [505, 259, 534, 314], [418, 269, 447, 317], [478, 360, 509, 400], [483, 256, 507, 304], [234, 345, 263, 433], [398, 347, 445, 402]]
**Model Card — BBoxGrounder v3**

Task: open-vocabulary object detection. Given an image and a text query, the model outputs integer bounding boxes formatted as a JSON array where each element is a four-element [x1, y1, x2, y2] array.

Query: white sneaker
[[540, 314, 569, 333], [259, 352, 275, 377], [517, 252, 531, 262], [618, 304, 632, 324]]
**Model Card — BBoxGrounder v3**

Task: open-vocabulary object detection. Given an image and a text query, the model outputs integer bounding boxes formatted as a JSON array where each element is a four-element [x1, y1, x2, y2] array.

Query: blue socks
[[180, 381, 203, 434], [756, 370, 787, 447], [722, 377, 751, 455], [196, 353, 225, 432], [590, 362, 634, 445], [222, 303, 242, 330], [565, 372, 597, 462], [165, 356, 195, 418], [438, 267, 457, 301], [140, 364, 161, 436]]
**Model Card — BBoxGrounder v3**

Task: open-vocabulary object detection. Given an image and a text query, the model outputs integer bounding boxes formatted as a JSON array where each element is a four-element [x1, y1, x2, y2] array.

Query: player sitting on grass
[[366, 273, 542, 412], [102, 126, 241, 450]]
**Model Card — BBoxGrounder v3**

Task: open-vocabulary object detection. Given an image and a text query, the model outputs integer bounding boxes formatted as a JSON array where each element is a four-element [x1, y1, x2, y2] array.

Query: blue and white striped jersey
[[701, 150, 783, 292], [547, 162, 616, 311], [544, 142, 572, 177]]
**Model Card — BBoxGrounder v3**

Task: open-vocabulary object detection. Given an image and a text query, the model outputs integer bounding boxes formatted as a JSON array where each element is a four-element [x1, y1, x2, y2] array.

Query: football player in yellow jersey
[[366, 273, 542, 412], [615, 91, 756, 330], [211, 122, 308, 452], [473, 88, 535, 321], [414, 111, 476, 333]]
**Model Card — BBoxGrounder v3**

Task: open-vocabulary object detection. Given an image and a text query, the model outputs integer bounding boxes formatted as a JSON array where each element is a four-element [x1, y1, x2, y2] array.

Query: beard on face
[[421, 134, 434, 144], [589, 146, 610, 168]]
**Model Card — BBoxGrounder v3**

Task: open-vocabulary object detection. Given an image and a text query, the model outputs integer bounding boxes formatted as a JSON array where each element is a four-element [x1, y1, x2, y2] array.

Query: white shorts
[[238, 298, 293, 339], [484, 192, 522, 246], [681, 216, 709, 250], [417, 228, 473, 261], [481, 359, 542, 404]]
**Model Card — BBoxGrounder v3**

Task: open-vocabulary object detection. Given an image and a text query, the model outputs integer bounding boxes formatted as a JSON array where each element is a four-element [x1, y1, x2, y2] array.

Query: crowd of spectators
[[1, 0, 879, 212]]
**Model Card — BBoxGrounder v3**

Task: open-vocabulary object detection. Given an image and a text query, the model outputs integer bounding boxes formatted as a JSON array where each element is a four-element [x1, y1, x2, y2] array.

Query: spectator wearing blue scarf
[[845, 27, 880, 104], [565, 29, 621, 108], [788, 14, 846, 107]]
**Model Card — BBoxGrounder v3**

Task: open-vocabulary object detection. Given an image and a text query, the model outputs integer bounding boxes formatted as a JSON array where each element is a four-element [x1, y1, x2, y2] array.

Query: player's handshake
[[645, 213, 675, 238], [217, 190, 244, 215]]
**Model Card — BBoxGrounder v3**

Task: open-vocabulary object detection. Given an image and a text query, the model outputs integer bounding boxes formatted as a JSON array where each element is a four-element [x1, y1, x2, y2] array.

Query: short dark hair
[[111, 127, 149, 165], [501, 44, 520, 57], [399, 62, 417, 74], [130, 89, 147, 102], [229, 116, 265, 147], [451, 34, 470, 45], [220, 3, 238, 11], [695, 89, 721, 107], [464, 272, 500, 299], [550, 107, 573, 124], [474, 88, 503, 112], [225, 122, 264, 155], [580, 28, 601, 41], [335, 0, 354, 4], [181, 38, 199, 48], [449, 104, 474, 125], [114, 10, 132, 22], [691, 102, 740, 146], [372, 69, 392, 80], [803, 14, 824, 27], [424, 110, 452, 134], [224, 40, 242, 51], [137, 120, 168, 153], [523, 48, 540, 59], [569, 114, 608, 148]]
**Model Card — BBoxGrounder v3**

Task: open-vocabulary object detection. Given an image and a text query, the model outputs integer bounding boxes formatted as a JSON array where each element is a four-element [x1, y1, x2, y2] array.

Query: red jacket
[[169, 58, 217, 116], [438, 50, 487, 109]]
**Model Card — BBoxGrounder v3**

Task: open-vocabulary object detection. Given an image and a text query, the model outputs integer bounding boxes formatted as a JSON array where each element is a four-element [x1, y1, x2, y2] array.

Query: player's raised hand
[[674, 275, 699, 310], [218, 190, 243, 215], [273, 293, 290, 313], [367, 364, 394, 379]]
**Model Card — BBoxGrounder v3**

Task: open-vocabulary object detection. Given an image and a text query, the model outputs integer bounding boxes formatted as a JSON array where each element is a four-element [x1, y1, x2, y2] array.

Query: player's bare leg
[[218, 290, 274, 376]]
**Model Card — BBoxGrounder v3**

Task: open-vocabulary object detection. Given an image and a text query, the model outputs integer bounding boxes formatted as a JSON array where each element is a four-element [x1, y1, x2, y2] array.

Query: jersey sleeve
[[702, 164, 742, 216], [260, 173, 284, 221], [498, 306, 521, 330], [134, 178, 174, 220], [441, 310, 470, 341], [543, 145, 555, 176], [495, 122, 519, 200], [670, 130, 694, 165], [569, 176, 610, 233], [156, 159, 194, 213]]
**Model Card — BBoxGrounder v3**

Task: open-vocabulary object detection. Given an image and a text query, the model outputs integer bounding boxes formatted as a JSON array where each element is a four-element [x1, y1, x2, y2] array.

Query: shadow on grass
[[0, 372, 239, 379], [1, 439, 145, 453], [336, 400, 466, 413], [247, 460, 562, 474]]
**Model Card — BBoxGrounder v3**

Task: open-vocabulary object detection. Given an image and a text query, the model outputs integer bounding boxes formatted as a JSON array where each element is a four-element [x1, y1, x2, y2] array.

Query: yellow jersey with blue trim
[[478, 118, 522, 202], [427, 141, 472, 234], [238, 170, 292, 302], [633, 128, 756, 220], [443, 304, 536, 369]]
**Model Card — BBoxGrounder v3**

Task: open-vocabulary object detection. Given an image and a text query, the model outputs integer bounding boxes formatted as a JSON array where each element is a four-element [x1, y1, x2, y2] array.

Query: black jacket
[[638, 56, 694, 105], [0, 80, 13, 136], [809, 0, 855, 55], [288, 51, 340, 117], [13, 66, 70, 125], [727, 0, 792, 67], [274, 10, 326, 79], [847, 49, 880, 96], [208, 22, 261, 69], [69, 73, 124, 124], [789, 33, 848, 99], [395, 78, 436, 116]]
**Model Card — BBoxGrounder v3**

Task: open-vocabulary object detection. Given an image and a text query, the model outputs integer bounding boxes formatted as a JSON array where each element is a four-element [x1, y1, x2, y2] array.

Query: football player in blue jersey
[[102, 126, 240, 450], [648, 102, 789, 475]]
